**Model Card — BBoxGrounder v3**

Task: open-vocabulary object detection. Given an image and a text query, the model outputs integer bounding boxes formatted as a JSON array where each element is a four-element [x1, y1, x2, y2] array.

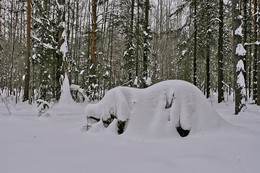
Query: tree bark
[[142, 0, 149, 88], [0, 0, 1, 34], [55, 0, 66, 100], [243, 0, 248, 100], [218, 0, 224, 103], [91, 0, 97, 63], [193, 0, 197, 86], [136, 0, 140, 80], [233, 0, 246, 114], [257, 0, 260, 105], [253, 0, 258, 101], [89, 0, 98, 100], [23, 0, 31, 102]]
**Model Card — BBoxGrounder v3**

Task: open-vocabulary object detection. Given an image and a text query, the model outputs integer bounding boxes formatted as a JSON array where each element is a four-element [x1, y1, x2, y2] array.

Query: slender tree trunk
[[143, 0, 149, 88], [89, 0, 98, 100], [243, 0, 248, 100], [257, 0, 260, 105], [136, 0, 140, 80], [55, 0, 66, 100], [206, 26, 211, 98], [9, 0, 14, 96], [91, 0, 97, 63], [75, 0, 79, 84], [253, 0, 258, 101], [0, 0, 2, 34], [23, 0, 31, 102], [218, 0, 224, 103], [248, 0, 252, 98], [233, 0, 246, 114], [128, 0, 135, 84], [193, 0, 197, 86], [109, 6, 114, 90]]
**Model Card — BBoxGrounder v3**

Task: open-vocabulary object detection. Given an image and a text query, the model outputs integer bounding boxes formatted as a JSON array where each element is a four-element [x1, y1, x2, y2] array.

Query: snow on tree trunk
[[59, 74, 74, 104], [236, 60, 246, 106], [232, 0, 246, 115]]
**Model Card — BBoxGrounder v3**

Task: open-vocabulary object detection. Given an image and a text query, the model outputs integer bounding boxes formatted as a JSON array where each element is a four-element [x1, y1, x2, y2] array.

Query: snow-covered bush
[[84, 80, 228, 137]]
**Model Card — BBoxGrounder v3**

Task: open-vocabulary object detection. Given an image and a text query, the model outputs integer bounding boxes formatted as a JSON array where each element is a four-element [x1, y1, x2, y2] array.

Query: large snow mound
[[84, 80, 229, 137]]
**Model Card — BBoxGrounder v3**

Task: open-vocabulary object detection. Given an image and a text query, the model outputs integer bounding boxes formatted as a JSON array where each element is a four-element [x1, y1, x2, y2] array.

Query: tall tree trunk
[[129, 0, 135, 83], [136, 0, 140, 81], [0, 0, 2, 34], [142, 0, 149, 88], [23, 0, 31, 102], [218, 0, 224, 103], [109, 6, 114, 90], [55, 0, 66, 100], [257, 0, 260, 105], [243, 0, 248, 100], [233, 0, 246, 114], [253, 0, 258, 101], [205, 0, 211, 99], [193, 0, 197, 86], [206, 26, 211, 98], [89, 0, 98, 100], [9, 0, 14, 96], [248, 0, 252, 98], [91, 0, 97, 63]]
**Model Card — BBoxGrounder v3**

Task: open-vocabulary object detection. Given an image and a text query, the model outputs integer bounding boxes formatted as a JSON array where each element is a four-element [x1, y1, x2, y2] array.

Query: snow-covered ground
[[1, 84, 260, 173]]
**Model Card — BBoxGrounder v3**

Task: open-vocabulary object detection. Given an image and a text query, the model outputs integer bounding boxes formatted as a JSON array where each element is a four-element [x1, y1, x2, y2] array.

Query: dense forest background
[[0, 0, 259, 114]]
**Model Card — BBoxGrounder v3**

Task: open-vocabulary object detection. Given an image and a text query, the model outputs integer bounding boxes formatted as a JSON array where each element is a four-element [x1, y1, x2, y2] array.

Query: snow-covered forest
[[0, 0, 259, 110], [1, 0, 260, 172]]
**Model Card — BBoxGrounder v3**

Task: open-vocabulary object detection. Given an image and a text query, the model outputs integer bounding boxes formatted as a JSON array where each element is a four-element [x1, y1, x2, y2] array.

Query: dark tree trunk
[[253, 0, 258, 101], [89, 0, 98, 100], [129, 0, 135, 83], [206, 31, 210, 99], [193, 0, 197, 86], [257, 0, 260, 105], [136, 0, 140, 80], [218, 0, 224, 103], [91, 0, 97, 64], [23, 0, 31, 102], [233, 0, 246, 114], [248, 0, 252, 98], [142, 0, 149, 88], [55, 0, 66, 100], [243, 0, 248, 100]]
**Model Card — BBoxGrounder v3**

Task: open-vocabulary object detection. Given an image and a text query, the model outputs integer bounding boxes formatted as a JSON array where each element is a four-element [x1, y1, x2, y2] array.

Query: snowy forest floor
[[1, 95, 260, 173]]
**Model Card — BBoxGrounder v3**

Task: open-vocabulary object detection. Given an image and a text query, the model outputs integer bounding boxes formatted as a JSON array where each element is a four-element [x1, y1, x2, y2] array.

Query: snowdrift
[[84, 80, 228, 137]]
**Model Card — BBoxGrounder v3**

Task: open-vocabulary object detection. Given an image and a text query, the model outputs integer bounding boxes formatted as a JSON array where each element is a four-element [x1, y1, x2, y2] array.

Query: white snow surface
[[235, 25, 243, 37], [1, 81, 260, 173], [236, 43, 246, 56], [52, 74, 75, 113], [58, 74, 74, 105], [236, 59, 245, 71], [236, 60, 246, 104], [85, 80, 228, 137]]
